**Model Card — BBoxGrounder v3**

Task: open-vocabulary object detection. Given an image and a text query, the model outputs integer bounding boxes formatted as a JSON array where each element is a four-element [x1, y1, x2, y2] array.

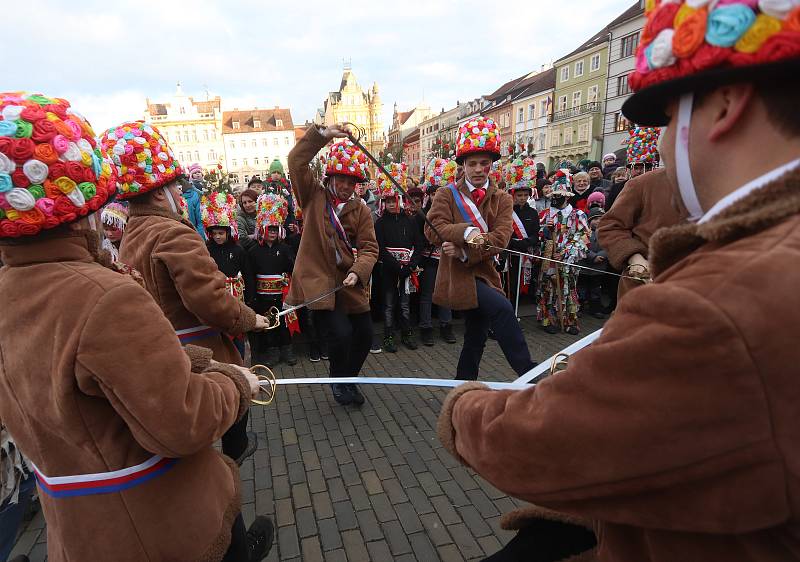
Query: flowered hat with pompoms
[[202, 192, 239, 240], [377, 163, 408, 199], [100, 121, 183, 200], [0, 92, 115, 238], [623, 0, 800, 125], [324, 139, 368, 182], [504, 157, 536, 192], [255, 192, 288, 236], [627, 127, 662, 164], [455, 117, 501, 164]]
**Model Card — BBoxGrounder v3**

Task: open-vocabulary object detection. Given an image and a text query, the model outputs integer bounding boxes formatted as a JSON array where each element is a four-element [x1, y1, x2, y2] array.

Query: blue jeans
[[456, 280, 536, 380], [0, 475, 35, 562]]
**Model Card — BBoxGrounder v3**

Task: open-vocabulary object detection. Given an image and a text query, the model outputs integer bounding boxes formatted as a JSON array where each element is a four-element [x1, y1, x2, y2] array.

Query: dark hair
[[248, 177, 264, 187], [587, 161, 602, 171], [756, 81, 800, 137], [239, 189, 258, 203], [535, 178, 550, 190]]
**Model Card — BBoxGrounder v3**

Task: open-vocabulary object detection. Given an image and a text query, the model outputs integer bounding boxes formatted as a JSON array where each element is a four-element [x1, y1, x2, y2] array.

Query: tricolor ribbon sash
[[32, 455, 177, 498], [326, 199, 354, 264], [176, 325, 219, 344], [511, 211, 529, 240], [448, 184, 488, 233], [257, 274, 286, 296]]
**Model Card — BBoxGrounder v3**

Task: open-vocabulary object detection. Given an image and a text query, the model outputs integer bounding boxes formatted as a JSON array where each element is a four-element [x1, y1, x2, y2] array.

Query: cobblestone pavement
[[12, 313, 605, 562]]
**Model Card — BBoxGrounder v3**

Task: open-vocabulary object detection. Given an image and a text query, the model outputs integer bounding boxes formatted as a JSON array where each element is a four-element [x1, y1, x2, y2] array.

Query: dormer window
[[276, 118, 283, 128], [232, 120, 240, 130], [253, 119, 261, 128]]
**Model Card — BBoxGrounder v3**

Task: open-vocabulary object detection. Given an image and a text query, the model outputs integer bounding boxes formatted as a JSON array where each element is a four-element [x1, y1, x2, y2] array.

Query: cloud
[[3, 0, 637, 132]]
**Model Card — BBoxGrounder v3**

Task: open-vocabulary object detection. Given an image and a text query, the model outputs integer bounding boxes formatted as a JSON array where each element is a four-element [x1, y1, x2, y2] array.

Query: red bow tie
[[471, 188, 486, 206]]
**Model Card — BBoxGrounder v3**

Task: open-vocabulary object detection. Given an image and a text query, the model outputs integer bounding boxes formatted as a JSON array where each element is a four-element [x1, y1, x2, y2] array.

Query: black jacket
[[207, 241, 249, 279], [374, 211, 424, 273], [591, 177, 612, 197], [244, 241, 295, 305], [509, 204, 540, 253]]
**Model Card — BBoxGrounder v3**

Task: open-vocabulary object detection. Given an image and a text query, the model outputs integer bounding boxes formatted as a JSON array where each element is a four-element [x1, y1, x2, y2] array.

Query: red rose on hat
[[31, 119, 57, 143], [53, 196, 76, 216], [44, 215, 61, 229], [639, 64, 682, 89], [18, 222, 41, 235], [43, 104, 67, 120], [11, 169, 29, 188], [82, 166, 96, 183], [65, 162, 85, 182], [691, 43, 732, 71], [0, 221, 19, 237], [10, 139, 35, 162], [753, 31, 800, 64], [787, 7, 800, 32], [48, 162, 67, 180], [642, 2, 681, 44], [21, 106, 46, 123], [0, 138, 11, 155]]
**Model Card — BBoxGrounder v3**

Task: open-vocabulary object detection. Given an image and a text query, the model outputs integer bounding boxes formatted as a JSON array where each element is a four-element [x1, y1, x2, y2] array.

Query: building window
[[575, 61, 584, 77], [617, 75, 630, 96], [254, 157, 259, 165], [517, 107, 524, 123], [254, 119, 261, 128], [615, 112, 630, 132], [232, 120, 240, 130], [528, 104, 535, 121], [183, 132, 189, 142], [273, 138, 278, 146], [564, 128, 573, 145], [588, 85, 599, 103], [558, 96, 567, 111], [262, 138, 268, 147], [232, 159, 237, 167], [560, 66, 569, 82], [578, 124, 589, 142], [194, 151, 200, 161], [179, 106, 185, 114], [540, 100, 548, 118], [229, 141, 235, 150], [590, 53, 601, 71], [208, 150, 216, 161], [538, 132, 546, 151], [252, 140, 257, 148], [203, 130, 209, 141], [620, 33, 639, 58], [241, 141, 246, 149], [192, 131, 197, 142], [244, 175, 249, 184], [551, 130, 560, 146], [572, 91, 582, 108], [285, 136, 290, 145], [276, 119, 283, 128], [212, 131, 217, 140], [243, 158, 248, 167], [178, 152, 184, 161]]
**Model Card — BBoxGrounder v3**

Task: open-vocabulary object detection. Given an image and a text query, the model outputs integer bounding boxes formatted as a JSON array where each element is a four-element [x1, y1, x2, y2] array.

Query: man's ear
[[706, 83, 754, 142]]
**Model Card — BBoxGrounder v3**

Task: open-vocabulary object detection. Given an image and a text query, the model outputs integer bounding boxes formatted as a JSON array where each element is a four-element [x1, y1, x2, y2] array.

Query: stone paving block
[[382, 478, 408, 504], [381, 519, 413, 556], [339, 462, 360, 486], [478, 534, 504, 558], [369, 492, 397, 523], [438, 543, 467, 562], [333, 500, 359, 531], [361, 470, 383, 495], [366, 539, 393, 562], [441, 478, 472, 508], [302, 449, 322, 470], [301, 536, 324, 562], [317, 517, 343, 552], [288, 461, 307, 485], [347, 483, 371, 511], [431, 494, 463, 526], [255, 487, 274, 515], [409, 530, 439, 561], [420, 512, 454, 547], [277, 525, 300, 559], [417, 471, 445, 497], [320, 456, 341, 479], [355, 508, 384, 542], [341, 529, 370, 562], [407, 486, 435, 515], [312, 491, 335, 520], [296, 506, 318, 538], [458, 504, 493, 538], [276, 497, 295, 527], [466, 488, 501, 519], [324, 548, 347, 562], [447, 522, 485, 560], [291, 483, 311, 508], [307, 469, 327, 494]]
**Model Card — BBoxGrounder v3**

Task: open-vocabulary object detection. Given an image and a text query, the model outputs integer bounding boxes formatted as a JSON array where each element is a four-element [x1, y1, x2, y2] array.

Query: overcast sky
[[5, 0, 635, 133]]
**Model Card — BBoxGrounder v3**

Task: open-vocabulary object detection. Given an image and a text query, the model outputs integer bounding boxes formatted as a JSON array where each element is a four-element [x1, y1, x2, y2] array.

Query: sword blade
[[265, 376, 532, 391], [277, 284, 346, 318]]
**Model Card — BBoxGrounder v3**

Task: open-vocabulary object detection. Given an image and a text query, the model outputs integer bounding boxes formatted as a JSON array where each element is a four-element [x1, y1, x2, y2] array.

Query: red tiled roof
[[222, 108, 294, 134]]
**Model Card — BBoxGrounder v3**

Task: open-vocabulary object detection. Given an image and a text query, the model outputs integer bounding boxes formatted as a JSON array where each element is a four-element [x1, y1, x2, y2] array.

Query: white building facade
[[222, 108, 295, 187], [144, 83, 224, 171], [602, 6, 645, 159], [417, 106, 459, 165]]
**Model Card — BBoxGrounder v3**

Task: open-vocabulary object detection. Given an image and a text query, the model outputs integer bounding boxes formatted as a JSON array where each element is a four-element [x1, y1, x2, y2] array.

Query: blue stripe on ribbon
[[35, 459, 178, 499]]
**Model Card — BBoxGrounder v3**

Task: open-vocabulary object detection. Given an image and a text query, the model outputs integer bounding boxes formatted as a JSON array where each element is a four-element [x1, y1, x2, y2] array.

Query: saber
[[342, 122, 447, 245], [265, 284, 346, 329], [263, 376, 532, 391], [468, 239, 647, 282], [513, 328, 602, 384]]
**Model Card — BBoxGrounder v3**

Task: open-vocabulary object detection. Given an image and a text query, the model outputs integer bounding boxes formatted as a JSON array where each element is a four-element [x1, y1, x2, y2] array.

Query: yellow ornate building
[[315, 65, 385, 157]]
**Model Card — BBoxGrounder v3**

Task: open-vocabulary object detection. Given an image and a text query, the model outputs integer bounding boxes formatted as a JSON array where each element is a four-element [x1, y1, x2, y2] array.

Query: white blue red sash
[[448, 184, 488, 232], [32, 455, 177, 498], [326, 200, 354, 264], [175, 325, 219, 343], [511, 211, 529, 240]]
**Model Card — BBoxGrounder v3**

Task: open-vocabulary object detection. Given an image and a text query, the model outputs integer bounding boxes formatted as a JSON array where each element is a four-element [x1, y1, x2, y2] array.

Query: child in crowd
[[578, 207, 610, 319], [245, 193, 297, 367], [100, 201, 128, 262], [374, 164, 424, 352], [587, 190, 606, 211], [203, 192, 250, 359], [184, 163, 206, 239]]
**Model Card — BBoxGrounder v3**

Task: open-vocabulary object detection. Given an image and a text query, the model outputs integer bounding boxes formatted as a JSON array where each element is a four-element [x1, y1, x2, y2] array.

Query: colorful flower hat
[[504, 157, 536, 192], [0, 92, 115, 238], [325, 139, 367, 182], [551, 169, 575, 197], [622, 0, 800, 125], [100, 121, 183, 200], [627, 127, 662, 164], [101, 201, 129, 231], [377, 163, 408, 199], [455, 117, 501, 164], [255, 192, 288, 233], [423, 157, 448, 188], [202, 192, 239, 240]]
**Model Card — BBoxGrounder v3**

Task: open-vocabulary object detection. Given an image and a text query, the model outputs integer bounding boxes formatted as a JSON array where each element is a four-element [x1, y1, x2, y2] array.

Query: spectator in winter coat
[[588, 160, 611, 197], [577, 207, 610, 318], [586, 190, 606, 211], [184, 164, 207, 239], [606, 167, 630, 209], [570, 171, 594, 212], [601, 152, 620, 178]]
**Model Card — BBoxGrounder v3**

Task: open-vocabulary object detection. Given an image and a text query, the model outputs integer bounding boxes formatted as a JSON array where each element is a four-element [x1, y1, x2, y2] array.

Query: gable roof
[[222, 108, 294, 134]]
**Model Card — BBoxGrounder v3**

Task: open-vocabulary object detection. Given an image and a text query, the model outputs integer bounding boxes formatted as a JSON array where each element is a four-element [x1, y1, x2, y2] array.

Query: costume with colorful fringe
[[203, 192, 244, 301], [536, 172, 589, 331]]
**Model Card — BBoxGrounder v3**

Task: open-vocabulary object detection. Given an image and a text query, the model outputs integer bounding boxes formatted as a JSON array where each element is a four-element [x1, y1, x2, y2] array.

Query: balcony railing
[[549, 101, 603, 122]]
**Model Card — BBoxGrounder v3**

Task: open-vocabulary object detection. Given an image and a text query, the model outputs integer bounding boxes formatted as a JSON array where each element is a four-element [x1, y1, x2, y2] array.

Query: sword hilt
[[466, 236, 490, 252], [265, 306, 281, 330], [250, 364, 277, 405]]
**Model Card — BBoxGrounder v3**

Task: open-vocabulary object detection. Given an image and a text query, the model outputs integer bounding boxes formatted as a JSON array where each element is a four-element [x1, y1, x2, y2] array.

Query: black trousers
[[252, 296, 290, 353], [222, 514, 247, 561], [221, 410, 250, 460], [456, 280, 536, 380], [315, 302, 373, 378]]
